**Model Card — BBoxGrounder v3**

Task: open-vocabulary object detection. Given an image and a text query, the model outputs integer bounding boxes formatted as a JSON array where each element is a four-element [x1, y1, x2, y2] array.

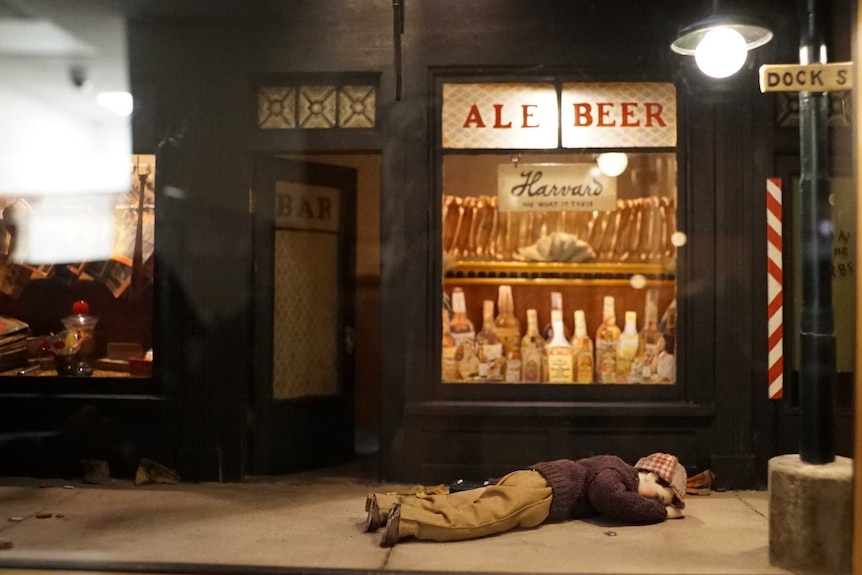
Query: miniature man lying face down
[[365, 452, 686, 547]]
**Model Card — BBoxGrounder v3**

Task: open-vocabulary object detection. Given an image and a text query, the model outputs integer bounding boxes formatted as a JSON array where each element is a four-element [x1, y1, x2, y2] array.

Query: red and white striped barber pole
[[766, 178, 783, 399]]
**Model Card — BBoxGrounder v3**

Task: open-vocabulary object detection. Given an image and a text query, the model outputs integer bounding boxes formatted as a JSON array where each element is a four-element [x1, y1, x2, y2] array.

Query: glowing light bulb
[[694, 27, 747, 78], [629, 274, 647, 289], [670, 231, 688, 247], [596, 152, 628, 177]]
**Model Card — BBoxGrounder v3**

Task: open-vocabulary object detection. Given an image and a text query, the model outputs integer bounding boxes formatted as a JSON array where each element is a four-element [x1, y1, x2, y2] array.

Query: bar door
[[251, 156, 356, 474]]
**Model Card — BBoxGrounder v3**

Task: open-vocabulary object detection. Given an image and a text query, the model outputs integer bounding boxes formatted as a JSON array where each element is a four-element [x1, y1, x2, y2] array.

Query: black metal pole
[[797, 0, 835, 464]]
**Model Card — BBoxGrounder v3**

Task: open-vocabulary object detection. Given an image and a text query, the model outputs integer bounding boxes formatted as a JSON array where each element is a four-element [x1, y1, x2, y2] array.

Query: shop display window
[[438, 81, 680, 387], [441, 151, 677, 385], [0, 155, 154, 378]]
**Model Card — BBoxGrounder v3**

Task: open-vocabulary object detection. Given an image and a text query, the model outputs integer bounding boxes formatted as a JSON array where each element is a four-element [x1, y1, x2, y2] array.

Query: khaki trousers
[[375, 469, 552, 542]]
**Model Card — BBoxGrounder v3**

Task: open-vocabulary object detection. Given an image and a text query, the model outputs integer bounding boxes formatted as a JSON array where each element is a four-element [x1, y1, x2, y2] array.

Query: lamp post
[[796, 0, 835, 464]]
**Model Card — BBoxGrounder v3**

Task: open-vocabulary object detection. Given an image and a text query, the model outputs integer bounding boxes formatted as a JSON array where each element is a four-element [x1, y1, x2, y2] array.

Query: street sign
[[759, 62, 853, 92]]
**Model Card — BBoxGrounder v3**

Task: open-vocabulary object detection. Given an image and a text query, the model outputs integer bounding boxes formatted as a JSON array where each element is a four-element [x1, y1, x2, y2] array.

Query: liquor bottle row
[[442, 286, 676, 384]]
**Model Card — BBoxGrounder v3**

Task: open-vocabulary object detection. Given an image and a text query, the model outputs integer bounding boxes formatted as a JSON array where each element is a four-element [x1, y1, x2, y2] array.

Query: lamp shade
[[671, 15, 773, 55]]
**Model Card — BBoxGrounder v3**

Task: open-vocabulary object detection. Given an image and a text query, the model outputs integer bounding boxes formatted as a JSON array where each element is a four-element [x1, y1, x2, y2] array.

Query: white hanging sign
[[560, 82, 677, 148], [442, 83, 559, 149], [497, 163, 617, 212], [442, 82, 677, 149]]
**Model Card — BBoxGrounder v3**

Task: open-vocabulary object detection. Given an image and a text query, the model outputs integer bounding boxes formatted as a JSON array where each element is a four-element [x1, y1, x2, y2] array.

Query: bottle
[[475, 300, 503, 380], [520, 309, 545, 382], [638, 288, 662, 382], [617, 311, 640, 379], [652, 332, 676, 382], [542, 292, 571, 341], [595, 295, 621, 383], [659, 297, 677, 338], [495, 285, 521, 380], [546, 309, 573, 383], [570, 310, 594, 384], [449, 288, 475, 346], [450, 288, 478, 381], [504, 344, 522, 383], [441, 309, 458, 382]]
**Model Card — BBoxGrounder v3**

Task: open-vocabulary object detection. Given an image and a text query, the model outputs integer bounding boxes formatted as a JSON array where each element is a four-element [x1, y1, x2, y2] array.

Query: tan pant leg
[[374, 488, 456, 523], [393, 470, 552, 542]]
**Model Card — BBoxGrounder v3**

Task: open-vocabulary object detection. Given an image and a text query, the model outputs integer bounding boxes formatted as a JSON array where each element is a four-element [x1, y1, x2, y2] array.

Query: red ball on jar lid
[[72, 300, 89, 315]]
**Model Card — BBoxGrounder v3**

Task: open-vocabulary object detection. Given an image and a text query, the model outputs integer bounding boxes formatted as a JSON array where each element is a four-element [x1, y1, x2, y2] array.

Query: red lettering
[[493, 104, 512, 128], [522, 104, 539, 128], [644, 102, 666, 127], [465, 100, 669, 131], [462, 104, 486, 128], [620, 102, 640, 127], [573, 103, 593, 127], [597, 102, 615, 127]]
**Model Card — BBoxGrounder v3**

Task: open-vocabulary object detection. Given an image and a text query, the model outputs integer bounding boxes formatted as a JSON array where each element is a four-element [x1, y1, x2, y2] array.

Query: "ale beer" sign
[[442, 82, 677, 149]]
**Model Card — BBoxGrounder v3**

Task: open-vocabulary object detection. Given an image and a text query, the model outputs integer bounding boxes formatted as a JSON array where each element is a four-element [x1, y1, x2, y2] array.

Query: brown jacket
[[531, 454, 667, 524]]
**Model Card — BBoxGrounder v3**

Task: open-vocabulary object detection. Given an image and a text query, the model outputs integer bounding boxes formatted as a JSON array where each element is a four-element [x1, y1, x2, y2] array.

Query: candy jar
[[61, 300, 99, 364], [42, 330, 91, 377]]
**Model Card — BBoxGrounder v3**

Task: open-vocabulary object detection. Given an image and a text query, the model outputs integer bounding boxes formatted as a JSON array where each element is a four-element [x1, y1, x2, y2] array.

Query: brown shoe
[[380, 503, 401, 548], [365, 494, 383, 532], [686, 470, 715, 489]]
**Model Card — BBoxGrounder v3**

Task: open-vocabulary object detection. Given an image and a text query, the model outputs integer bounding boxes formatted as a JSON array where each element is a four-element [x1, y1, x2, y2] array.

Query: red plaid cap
[[635, 452, 687, 509]]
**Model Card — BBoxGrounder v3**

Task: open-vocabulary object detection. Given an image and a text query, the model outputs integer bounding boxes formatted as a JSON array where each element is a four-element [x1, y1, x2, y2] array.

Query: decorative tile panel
[[258, 87, 296, 129], [257, 80, 377, 130], [775, 93, 799, 128], [338, 85, 376, 128], [776, 92, 852, 128], [272, 229, 339, 400], [298, 86, 337, 128]]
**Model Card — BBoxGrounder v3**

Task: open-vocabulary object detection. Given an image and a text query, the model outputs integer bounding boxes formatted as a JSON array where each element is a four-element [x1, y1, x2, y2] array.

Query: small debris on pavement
[[8, 517, 23, 522], [63, 485, 75, 489], [0, 538, 12, 550], [135, 458, 181, 485], [35, 511, 52, 519], [81, 459, 113, 485], [55, 513, 65, 519], [603, 530, 617, 536]]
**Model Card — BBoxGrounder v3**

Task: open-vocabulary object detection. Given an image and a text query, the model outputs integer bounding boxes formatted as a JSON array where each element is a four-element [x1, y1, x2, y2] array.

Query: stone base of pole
[[768, 454, 852, 573]]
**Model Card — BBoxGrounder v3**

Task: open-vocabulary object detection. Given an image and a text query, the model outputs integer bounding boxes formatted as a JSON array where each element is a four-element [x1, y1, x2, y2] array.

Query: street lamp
[[671, 15, 773, 78]]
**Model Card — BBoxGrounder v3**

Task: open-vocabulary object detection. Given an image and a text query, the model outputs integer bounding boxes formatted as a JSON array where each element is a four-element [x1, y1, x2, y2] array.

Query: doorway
[[250, 153, 381, 476]]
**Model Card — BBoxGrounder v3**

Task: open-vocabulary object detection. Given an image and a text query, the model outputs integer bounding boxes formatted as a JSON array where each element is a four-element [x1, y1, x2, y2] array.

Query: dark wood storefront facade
[[0, 0, 853, 489]]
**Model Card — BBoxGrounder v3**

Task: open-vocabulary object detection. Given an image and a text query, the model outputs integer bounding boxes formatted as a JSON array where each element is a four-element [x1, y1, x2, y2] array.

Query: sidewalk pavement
[[0, 470, 791, 575]]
